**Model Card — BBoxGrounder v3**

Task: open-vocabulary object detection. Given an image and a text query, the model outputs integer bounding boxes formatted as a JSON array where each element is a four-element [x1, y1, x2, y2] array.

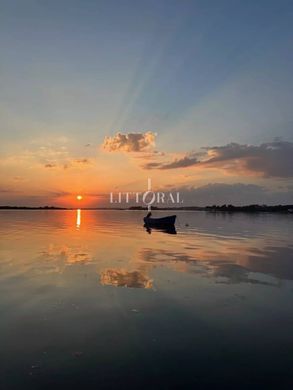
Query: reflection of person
[[146, 212, 152, 218]]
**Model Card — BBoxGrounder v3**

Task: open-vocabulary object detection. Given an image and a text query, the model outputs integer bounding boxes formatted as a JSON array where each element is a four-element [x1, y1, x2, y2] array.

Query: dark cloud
[[102, 131, 156, 152], [44, 163, 56, 168], [74, 158, 89, 164], [202, 141, 293, 177], [142, 140, 293, 178], [143, 154, 198, 170], [142, 162, 162, 169], [44, 159, 90, 169]]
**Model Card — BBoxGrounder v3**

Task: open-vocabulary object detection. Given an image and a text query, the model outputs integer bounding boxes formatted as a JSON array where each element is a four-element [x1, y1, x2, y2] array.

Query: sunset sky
[[1, 0, 293, 207]]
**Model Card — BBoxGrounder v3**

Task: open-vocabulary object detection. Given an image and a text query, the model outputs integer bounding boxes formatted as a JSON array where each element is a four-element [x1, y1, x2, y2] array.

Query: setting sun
[[76, 195, 83, 201]]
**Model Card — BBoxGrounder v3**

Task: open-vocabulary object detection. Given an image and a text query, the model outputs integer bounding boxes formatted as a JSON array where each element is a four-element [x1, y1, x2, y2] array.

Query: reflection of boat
[[143, 212, 176, 228], [144, 225, 177, 235]]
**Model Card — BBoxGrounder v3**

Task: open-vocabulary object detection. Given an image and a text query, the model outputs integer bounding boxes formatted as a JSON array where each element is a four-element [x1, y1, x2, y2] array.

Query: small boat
[[143, 212, 176, 228]]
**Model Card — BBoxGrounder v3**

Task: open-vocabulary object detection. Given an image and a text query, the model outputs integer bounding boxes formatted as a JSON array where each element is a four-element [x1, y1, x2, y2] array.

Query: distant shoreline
[[1, 205, 292, 213]]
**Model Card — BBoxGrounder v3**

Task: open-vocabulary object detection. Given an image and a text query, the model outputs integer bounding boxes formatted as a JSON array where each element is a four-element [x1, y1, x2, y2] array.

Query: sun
[[76, 195, 83, 201]]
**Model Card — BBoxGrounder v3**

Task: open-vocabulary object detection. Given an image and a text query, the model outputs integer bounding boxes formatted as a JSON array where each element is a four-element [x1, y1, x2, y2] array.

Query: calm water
[[0, 210, 293, 389]]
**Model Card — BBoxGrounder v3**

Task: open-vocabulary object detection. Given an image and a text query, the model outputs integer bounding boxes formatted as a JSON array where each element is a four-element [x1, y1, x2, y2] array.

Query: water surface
[[0, 210, 293, 389]]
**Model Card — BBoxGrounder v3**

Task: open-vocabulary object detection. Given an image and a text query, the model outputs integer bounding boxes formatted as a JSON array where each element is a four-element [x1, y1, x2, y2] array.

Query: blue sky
[[0, 0, 293, 205]]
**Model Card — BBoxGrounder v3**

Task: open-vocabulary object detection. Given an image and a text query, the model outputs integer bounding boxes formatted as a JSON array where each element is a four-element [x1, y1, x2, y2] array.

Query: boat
[[143, 213, 176, 228]]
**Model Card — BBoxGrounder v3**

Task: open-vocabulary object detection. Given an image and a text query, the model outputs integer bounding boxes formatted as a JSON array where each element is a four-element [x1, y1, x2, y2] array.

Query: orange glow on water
[[76, 209, 81, 229]]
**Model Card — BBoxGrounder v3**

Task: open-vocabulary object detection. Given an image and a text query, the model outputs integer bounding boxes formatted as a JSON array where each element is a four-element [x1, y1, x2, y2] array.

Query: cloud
[[0, 187, 17, 193], [142, 140, 293, 178], [0, 137, 92, 173], [201, 141, 293, 177], [102, 131, 156, 152], [43, 157, 90, 170], [12, 176, 27, 183], [44, 163, 56, 168], [74, 158, 90, 165], [143, 154, 198, 170]]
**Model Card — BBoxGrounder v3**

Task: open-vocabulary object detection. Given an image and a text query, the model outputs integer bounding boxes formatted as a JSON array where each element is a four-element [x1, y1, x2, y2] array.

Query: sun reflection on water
[[76, 209, 81, 229]]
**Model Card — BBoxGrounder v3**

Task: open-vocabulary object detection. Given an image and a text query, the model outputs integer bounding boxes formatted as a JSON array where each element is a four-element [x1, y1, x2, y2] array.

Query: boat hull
[[143, 215, 176, 227]]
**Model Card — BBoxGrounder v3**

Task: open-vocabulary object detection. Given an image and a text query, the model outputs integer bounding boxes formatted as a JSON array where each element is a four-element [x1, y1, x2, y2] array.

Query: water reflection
[[139, 248, 282, 287], [1, 210, 292, 286], [1, 210, 293, 388], [144, 225, 177, 235], [76, 208, 81, 229], [100, 269, 153, 289], [39, 244, 90, 266]]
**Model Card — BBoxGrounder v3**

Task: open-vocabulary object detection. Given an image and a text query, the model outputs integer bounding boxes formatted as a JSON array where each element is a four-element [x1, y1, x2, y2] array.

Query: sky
[[0, 0, 293, 207]]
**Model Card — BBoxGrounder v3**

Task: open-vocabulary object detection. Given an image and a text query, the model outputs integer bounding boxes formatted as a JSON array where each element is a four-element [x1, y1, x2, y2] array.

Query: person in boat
[[146, 212, 152, 219]]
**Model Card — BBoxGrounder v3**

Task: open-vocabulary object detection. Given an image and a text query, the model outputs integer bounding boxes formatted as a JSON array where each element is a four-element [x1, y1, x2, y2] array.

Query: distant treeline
[[205, 204, 293, 213], [1, 205, 293, 213], [0, 206, 123, 210], [0, 206, 68, 210], [129, 205, 293, 212], [128, 206, 204, 211]]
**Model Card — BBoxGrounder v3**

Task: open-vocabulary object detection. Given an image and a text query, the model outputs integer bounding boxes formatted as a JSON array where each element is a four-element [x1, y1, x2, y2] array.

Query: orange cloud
[[102, 131, 156, 152]]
